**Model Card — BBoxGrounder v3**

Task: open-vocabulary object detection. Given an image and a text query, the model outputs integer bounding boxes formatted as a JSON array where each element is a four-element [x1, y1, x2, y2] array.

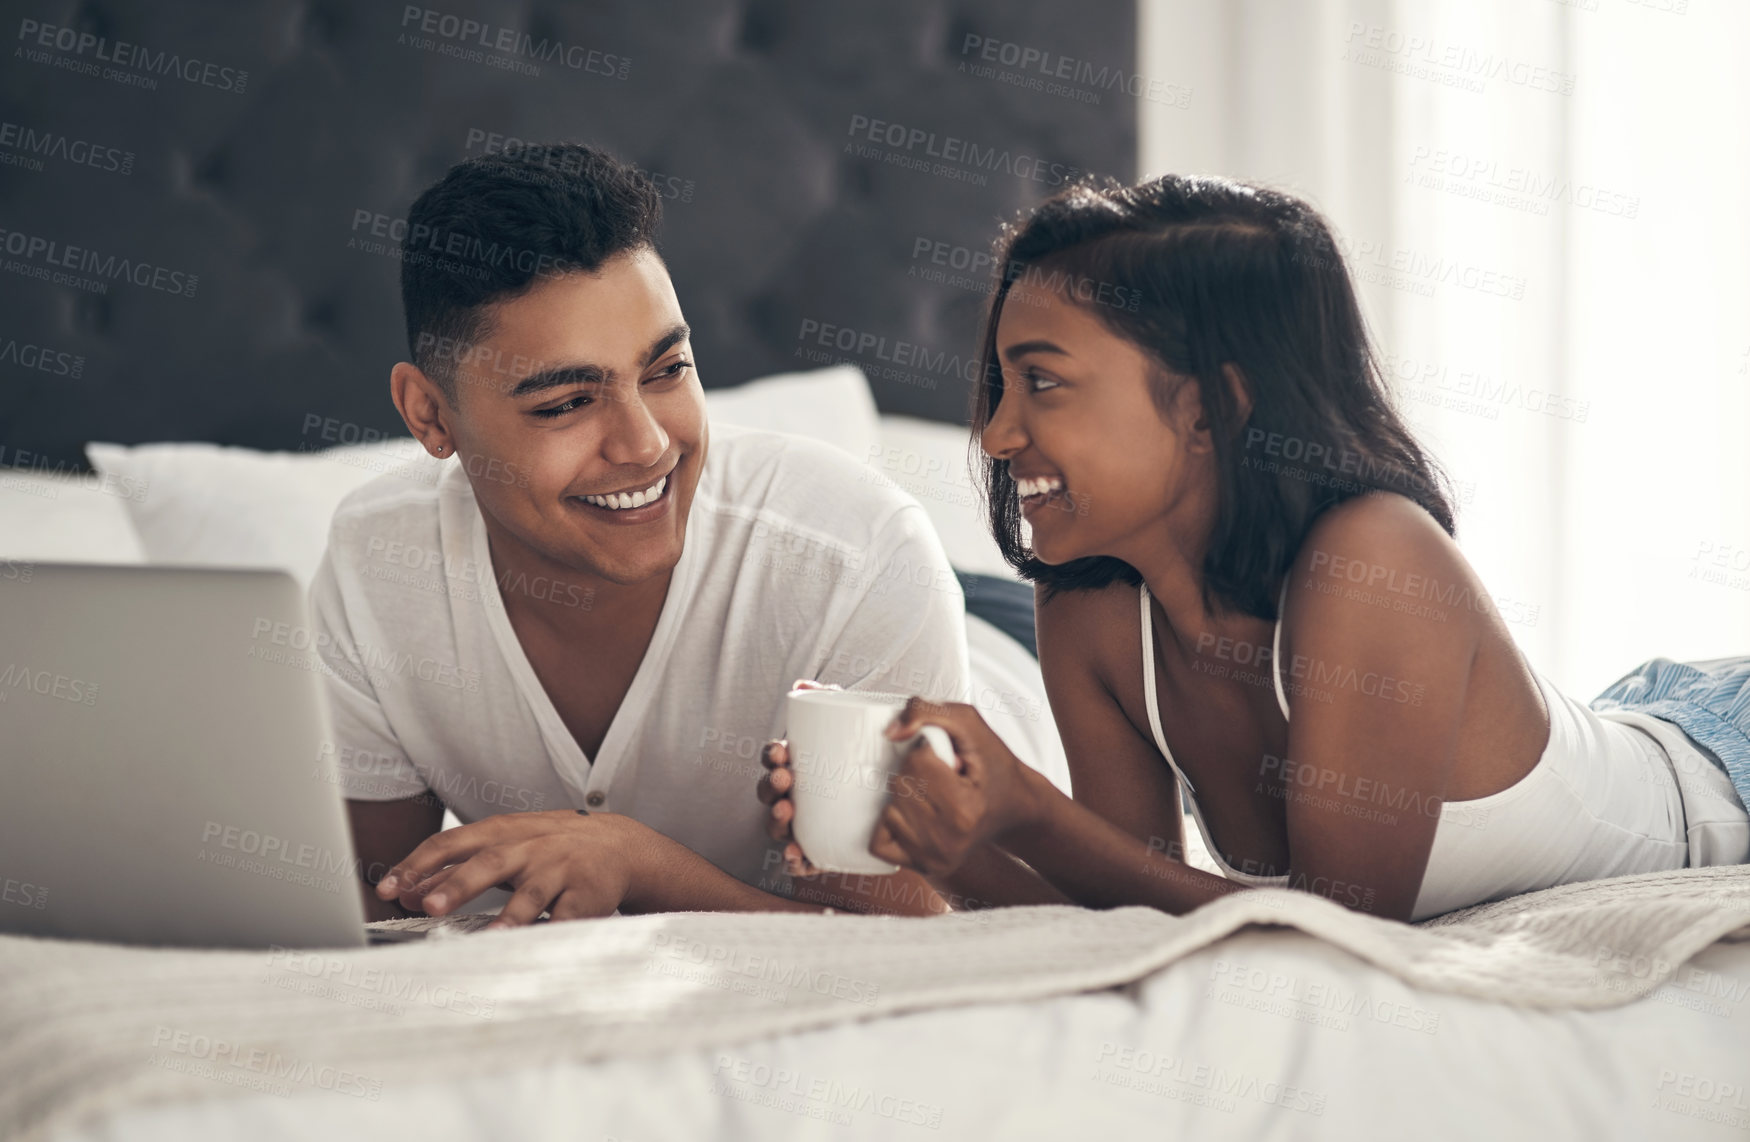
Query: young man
[[312, 144, 973, 926]]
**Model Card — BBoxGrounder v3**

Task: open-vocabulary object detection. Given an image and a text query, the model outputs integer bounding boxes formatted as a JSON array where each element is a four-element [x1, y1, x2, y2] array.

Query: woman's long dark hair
[[972, 174, 1456, 620]]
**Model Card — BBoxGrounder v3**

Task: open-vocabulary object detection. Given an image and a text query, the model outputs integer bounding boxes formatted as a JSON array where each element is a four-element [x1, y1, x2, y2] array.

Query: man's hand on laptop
[[374, 810, 678, 929]]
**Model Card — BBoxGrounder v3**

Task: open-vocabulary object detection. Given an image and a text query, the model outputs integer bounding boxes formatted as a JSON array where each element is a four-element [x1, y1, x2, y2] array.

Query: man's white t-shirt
[[308, 424, 971, 891]]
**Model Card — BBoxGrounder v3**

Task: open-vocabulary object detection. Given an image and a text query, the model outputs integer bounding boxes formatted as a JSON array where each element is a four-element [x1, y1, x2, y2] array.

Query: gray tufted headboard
[[0, 0, 1136, 469]]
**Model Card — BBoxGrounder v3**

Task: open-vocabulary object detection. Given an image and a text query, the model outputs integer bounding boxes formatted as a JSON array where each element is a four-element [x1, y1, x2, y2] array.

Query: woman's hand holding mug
[[869, 696, 1043, 878], [757, 683, 1043, 881]]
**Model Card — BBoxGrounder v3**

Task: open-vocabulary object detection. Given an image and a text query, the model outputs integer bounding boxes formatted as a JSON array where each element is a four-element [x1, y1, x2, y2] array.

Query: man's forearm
[[618, 832, 814, 913]]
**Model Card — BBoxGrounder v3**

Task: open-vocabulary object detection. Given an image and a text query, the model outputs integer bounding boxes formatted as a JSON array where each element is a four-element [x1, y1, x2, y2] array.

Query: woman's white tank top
[[1138, 581, 1749, 921]]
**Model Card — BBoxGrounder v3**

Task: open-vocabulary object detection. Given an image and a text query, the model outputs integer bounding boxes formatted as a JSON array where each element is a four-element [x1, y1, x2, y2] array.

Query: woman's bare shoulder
[[1288, 492, 1470, 595], [1284, 491, 1490, 652], [1034, 576, 1148, 685]]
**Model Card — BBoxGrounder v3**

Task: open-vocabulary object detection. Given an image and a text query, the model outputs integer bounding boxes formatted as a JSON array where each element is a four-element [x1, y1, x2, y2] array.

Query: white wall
[[1137, 0, 1750, 697]]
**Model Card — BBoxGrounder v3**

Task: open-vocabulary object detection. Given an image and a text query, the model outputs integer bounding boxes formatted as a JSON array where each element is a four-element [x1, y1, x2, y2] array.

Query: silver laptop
[[0, 563, 403, 948]]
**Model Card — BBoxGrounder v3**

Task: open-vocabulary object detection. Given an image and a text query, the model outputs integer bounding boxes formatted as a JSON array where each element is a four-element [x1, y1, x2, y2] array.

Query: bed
[[3, 366, 1748, 1142]]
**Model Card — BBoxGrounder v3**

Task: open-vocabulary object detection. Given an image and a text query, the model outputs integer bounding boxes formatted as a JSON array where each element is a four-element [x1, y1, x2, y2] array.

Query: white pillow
[[703, 363, 880, 462], [869, 415, 1017, 580], [85, 438, 442, 587], [0, 470, 147, 564]]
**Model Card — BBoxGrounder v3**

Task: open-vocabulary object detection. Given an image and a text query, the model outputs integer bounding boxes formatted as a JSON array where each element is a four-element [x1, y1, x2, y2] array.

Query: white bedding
[[10, 865, 1750, 1142], [53, 930, 1750, 1142]]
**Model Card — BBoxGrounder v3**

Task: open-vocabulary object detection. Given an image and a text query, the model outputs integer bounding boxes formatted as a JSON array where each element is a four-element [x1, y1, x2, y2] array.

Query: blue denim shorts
[[1592, 656, 1750, 812]]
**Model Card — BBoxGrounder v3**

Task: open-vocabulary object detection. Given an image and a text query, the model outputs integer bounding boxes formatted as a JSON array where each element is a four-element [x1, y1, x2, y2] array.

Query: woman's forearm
[[933, 840, 1074, 909], [995, 767, 1244, 914]]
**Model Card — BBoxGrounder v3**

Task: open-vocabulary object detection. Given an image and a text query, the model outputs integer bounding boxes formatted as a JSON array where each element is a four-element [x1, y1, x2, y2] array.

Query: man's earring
[[432, 444, 447, 456]]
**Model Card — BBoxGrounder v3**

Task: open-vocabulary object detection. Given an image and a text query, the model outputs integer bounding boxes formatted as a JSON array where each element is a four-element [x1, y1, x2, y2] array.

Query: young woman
[[760, 175, 1750, 923]]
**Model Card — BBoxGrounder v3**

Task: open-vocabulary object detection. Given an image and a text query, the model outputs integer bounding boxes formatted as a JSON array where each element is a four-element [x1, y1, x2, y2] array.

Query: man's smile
[[565, 456, 681, 523]]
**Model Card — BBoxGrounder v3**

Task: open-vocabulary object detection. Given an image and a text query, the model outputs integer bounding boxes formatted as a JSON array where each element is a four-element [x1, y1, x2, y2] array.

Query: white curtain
[[1138, 0, 1750, 697]]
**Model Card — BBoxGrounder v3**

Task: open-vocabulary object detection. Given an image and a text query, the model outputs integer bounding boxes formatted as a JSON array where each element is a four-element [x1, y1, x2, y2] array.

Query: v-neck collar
[[471, 496, 702, 804]]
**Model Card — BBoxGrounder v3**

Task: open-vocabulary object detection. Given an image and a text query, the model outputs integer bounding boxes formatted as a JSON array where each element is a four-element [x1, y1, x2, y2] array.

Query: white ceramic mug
[[784, 688, 956, 875]]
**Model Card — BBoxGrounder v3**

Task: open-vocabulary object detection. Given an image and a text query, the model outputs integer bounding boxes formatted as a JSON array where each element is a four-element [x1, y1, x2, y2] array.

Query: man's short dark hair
[[400, 142, 663, 398]]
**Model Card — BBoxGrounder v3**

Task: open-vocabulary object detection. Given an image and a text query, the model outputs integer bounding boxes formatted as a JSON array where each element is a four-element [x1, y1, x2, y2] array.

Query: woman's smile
[[1015, 473, 1067, 517]]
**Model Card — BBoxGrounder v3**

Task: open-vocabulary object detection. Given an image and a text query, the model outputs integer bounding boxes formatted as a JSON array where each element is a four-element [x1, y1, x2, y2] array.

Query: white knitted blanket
[[4, 864, 1748, 1142]]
